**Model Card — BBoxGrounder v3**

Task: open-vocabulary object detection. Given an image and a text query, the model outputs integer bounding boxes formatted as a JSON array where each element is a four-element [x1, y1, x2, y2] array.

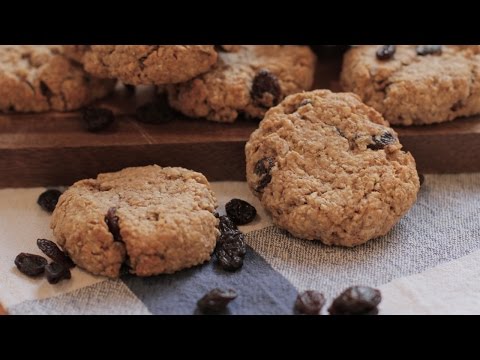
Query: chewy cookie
[[341, 45, 480, 125], [167, 45, 317, 122], [0, 45, 115, 113], [65, 45, 218, 85], [51, 165, 219, 278], [245, 90, 419, 247]]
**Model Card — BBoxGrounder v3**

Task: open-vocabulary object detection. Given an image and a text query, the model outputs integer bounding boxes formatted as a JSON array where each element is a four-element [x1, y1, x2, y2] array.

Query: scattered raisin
[[329, 286, 381, 315], [376, 45, 396, 60], [294, 290, 326, 315], [37, 239, 75, 269], [105, 207, 122, 242], [225, 199, 257, 225], [255, 174, 272, 192], [14, 253, 48, 277], [82, 107, 115, 132], [45, 262, 71, 284], [251, 69, 282, 107], [416, 45, 442, 56], [298, 99, 313, 108], [419, 173, 425, 186], [197, 288, 238, 314], [37, 189, 62, 213], [135, 98, 176, 124], [367, 132, 396, 150], [215, 216, 247, 271]]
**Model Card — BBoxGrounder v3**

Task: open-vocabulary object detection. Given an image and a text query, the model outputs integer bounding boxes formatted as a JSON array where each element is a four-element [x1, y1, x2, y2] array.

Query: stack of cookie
[[65, 45, 318, 122]]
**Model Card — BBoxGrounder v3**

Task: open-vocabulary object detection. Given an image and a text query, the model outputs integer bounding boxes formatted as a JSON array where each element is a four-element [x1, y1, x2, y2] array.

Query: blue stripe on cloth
[[122, 245, 298, 315]]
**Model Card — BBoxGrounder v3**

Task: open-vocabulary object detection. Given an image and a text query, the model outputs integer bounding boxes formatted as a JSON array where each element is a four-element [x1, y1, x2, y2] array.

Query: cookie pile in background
[[341, 45, 480, 125]]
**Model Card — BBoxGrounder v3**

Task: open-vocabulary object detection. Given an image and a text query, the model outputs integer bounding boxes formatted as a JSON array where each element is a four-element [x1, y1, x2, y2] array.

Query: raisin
[[376, 45, 396, 60], [14, 253, 48, 277], [251, 69, 282, 107], [367, 132, 396, 150], [294, 290, 326, 315], [225, 199, 257, 225], [135, 98, 176, 124], [82, 107, 115, 132], [328, 286, 381, 315], [37, 239, 75, 269], [298, 99, 313, 108], [37, 189, 62, 213], [197, 288, 238, 314], [419, 173, 425, 186], [45, 262, 71, 284], [215, 216, 247, 271], [254, 157, 275, 176], [416, 45, 442, 56], [105, 207, 122, 242], [254, 157, 275, 192], [218, 215, 238, 233]]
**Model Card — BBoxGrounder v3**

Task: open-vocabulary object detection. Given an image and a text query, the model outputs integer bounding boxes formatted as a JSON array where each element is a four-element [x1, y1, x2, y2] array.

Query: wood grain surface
[[0, 51, 479, 188]]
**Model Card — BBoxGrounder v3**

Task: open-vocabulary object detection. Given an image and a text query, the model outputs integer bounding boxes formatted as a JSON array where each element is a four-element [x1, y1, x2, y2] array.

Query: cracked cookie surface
[[341, 45, 480, 125], [167, 45, 317, 122], [245, 90, 419, 246], [65, 45, 218, 85], [51, 165, 219, 278], [0, 45, 115, 112]]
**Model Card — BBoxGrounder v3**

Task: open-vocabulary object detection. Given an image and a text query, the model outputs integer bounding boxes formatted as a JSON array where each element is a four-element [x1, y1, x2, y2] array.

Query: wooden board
[[1, 54, 479, 188]]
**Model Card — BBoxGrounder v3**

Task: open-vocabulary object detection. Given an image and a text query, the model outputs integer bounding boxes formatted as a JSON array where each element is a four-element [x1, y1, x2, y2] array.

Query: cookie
[[341, 45, 480, 125], [245, 90, 419, 247], [50, 165, 219, 278], [167, 45, 317, 122], [0, 46, 115, 113], [65, 45, 218, 85]]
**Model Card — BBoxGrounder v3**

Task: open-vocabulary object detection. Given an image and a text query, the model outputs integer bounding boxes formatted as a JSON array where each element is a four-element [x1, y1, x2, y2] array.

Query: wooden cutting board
[[1, 55, 479, 188]]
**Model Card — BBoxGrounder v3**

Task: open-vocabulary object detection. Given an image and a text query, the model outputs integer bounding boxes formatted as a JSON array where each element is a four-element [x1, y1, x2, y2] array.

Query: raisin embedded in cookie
[[245, 90, 420, 247], [64, 45, 218, 85], [50, 165, 219, 277], [167, 45, 317, 122], [341, 45, 480, 125], [0, 46, 115, 113]]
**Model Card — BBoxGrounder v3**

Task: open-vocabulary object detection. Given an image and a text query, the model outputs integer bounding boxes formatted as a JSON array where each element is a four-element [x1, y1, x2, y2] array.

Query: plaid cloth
[[1, 175, 480, 315]]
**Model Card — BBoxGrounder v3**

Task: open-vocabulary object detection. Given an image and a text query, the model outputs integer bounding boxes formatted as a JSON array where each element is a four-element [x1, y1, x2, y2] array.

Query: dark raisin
[[254, 157, 275, 176], [225, 199, 257, 225], [328, 286, 381, 315], [197, 288, 237, 314], [367, 132, 396, 150], [451, 100, 464, 112], [218, 215, 238, 233], [105, 207, 122, 242], [82, 107, 115, 132], [294, 290, 326, 315], [251, 69, 282, 107], [255, 174, 272, 192], [37, 189, 62, 213], [14, 253, 47, 277], [416, 45, 442, 56], [39, 81, 53, 98], [45, 262, 71, 284], [37, 239, 75, 269], [135, 98, 176, 124], [215, 216, 247, 271], [376, 45, 396, 60], [419, 173, 425, 186]]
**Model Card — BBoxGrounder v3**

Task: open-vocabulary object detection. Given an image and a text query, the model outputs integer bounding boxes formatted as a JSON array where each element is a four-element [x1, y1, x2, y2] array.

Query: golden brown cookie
[[245, 90, 419, 247], [0, 45, 115, 113], [65, 45, 218, 85], [341, 45, 480, 125], [167, 45, 317, 122], [51, 165, 219, 278]]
